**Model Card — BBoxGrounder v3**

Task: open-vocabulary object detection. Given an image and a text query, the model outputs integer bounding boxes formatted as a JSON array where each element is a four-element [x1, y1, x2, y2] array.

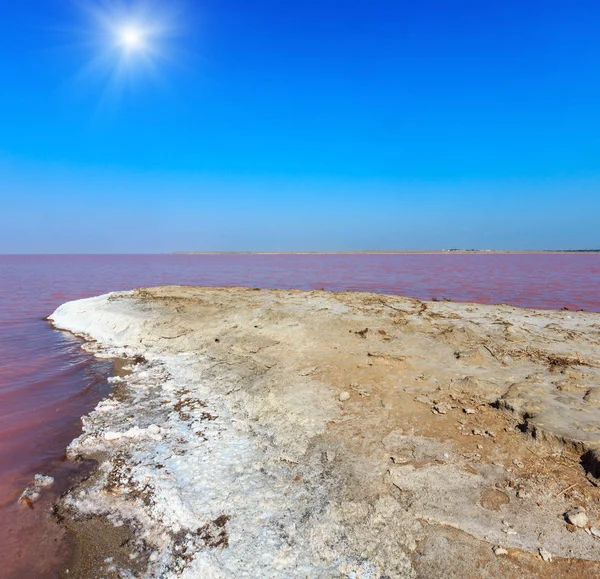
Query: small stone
[[463, 408, 476, 414], [326, 450, 336, 462], [432, 404, 448, 415], [493, 546, 508, 556], [148, 424, 161, 434], [565, 507, 589, 528], [590, 527, 600, 538], [104, 431, 122, 441], [512, 459, 524, 469], [34, 474, 54, 487], [477, 444, 484, 450], [539, 547, 552, 562], [339, 391, 351, 402]]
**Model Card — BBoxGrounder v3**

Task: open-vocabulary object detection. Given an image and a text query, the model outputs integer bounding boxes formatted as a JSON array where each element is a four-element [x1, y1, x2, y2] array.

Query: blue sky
[[0, 0, 599, 252]]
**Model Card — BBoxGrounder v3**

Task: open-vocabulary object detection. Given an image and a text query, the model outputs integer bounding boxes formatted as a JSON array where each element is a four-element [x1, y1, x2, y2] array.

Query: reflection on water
[[0, 253, 598, 577]]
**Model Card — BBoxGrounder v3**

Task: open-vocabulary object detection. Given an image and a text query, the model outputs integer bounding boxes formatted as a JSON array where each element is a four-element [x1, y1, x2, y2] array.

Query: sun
[[118, 25, 146, 52], [70, 0, 187, 111]]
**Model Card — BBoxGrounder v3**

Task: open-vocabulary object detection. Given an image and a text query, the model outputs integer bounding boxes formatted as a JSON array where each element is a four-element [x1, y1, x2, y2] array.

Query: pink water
[[1, 253, 599, 577]]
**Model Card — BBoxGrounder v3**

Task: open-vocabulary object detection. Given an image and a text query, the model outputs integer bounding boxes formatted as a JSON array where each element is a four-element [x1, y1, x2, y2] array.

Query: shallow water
[[0, 253, 598, 577]]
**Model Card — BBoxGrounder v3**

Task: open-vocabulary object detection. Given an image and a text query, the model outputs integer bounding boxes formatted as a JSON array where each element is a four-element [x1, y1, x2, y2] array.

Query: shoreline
[[49, 287, 600, 578], [174, 250, 600, 255], [54, 358, 151, 579]]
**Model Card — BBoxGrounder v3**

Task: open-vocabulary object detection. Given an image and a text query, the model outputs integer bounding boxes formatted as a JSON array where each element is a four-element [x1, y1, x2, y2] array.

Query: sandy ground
[[48, 286, 600, 578]]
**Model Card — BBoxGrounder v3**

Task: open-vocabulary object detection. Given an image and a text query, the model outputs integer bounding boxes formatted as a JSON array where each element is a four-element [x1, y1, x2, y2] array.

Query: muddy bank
[[2, 358, 133, 579], [49, 287, 600, 578]]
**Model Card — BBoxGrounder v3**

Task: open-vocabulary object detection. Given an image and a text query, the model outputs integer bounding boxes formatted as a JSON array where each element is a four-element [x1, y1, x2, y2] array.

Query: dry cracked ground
[[50, 286, 600, 578]]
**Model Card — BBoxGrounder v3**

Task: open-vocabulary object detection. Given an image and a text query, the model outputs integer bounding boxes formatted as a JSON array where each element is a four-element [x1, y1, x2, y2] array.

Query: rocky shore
[[49, 286, 600, 578]]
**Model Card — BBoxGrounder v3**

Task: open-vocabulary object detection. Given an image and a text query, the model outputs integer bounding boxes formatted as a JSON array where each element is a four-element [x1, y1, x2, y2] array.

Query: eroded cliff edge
[[49, 286, 600, 578]]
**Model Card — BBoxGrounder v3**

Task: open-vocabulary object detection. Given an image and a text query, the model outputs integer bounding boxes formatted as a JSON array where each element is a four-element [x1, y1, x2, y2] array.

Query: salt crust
[[50, 293, 416, 578], [49, 289, 600, 578]]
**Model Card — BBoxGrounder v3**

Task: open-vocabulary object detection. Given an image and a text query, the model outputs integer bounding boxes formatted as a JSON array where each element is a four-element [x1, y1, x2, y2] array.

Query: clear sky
[[0, 0, 599, 252]]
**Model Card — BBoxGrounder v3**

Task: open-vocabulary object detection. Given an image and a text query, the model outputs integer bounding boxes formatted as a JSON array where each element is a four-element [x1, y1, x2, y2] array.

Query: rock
[[34, 474, 54, 487], [432, 404, 448, 415], [463, 408, 476, 414], [493, 546, 508, 556], [148, 424, 161, 434], [414, 395, 431, 405], [104, 431, 122, 441], [565, 506, 589, 528], [590, 527, 600, 538], [512, 459, 524, 468], [339, 391, 351, 402], [539, 547, 552, 562]]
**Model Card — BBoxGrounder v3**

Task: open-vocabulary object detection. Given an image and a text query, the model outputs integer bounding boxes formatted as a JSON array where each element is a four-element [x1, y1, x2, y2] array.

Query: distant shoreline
[[175, 250, 600, 255]]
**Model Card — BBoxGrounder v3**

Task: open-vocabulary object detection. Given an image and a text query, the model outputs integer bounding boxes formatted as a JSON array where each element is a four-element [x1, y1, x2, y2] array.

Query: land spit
[[46, 286, 600, 578]]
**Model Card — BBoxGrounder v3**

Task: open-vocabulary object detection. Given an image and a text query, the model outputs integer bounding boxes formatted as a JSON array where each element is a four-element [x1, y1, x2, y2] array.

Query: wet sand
[[0, 458, 97, 579], [49, 287, 600, 578]]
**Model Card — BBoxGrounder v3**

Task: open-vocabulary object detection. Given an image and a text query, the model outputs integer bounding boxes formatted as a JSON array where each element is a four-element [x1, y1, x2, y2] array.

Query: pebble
[[512, 459, 524, 468], [590, 527, 600, 538], [339, 391, 351, 402], [414, 395, 430, 405], [34, 474, 54, 487], [432, 404, 448, 415], [492, 546, 508, 556], [463, 408, 476, 414], [565, 507, 589, 528], [539, 548, 552, 562]]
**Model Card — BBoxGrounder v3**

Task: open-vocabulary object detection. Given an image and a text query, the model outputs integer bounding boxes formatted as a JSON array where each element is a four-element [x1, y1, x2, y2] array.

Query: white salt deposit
[[50, 292, 412, 578]]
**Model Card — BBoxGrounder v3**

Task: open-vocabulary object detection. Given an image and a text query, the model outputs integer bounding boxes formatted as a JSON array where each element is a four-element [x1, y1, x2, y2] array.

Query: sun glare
[[71, 0, 186, 111], [118, 25, 146, 52]]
